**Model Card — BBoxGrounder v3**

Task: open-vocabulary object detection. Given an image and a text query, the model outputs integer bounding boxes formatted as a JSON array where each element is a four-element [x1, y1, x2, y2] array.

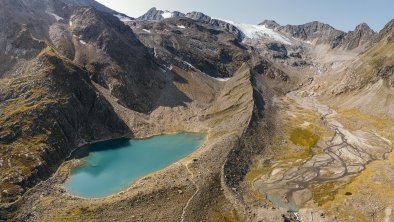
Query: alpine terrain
[[0, 1, 393, 221]]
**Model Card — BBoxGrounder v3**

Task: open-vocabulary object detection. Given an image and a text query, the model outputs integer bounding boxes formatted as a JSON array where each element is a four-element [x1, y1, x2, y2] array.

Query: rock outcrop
[[137, 7, 185, 20]]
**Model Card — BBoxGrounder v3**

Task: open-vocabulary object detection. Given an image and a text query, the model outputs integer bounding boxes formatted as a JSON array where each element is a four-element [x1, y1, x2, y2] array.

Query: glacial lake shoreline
[[65, 133, 207, 198]]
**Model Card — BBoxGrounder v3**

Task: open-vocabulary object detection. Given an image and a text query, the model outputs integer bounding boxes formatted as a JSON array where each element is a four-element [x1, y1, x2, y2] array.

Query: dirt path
[[181, 163, 199, 222]]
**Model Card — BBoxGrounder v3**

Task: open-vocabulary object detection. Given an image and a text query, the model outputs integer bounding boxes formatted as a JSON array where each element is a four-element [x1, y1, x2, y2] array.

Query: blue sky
[[96, 0, 393, 31]]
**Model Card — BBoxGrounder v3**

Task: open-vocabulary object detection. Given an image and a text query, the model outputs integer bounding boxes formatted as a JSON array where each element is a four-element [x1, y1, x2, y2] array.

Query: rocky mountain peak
[[341, 22, 376, 50], [276, 21, 345, 48], [258, 20, 280, 29], [185, 11, 212, 23], [354, 22, 373, 33], [137, 7, 185, 20]]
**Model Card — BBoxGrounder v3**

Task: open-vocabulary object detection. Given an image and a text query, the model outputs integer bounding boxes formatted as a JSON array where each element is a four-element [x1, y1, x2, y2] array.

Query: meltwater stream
[[65, 133, 206, 198]]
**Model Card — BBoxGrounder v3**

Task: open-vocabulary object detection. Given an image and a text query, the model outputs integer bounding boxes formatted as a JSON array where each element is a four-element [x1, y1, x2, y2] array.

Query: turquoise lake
[[65, 133, 206, 198]]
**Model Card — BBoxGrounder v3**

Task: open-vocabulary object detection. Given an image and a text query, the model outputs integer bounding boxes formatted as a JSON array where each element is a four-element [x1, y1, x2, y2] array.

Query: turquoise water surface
[[66, 133, 206, 198]]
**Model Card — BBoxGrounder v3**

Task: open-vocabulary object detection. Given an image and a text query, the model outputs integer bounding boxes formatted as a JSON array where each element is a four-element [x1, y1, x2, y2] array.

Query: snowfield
[[234, 23, 292, 45], [214, 18, 292, 45]]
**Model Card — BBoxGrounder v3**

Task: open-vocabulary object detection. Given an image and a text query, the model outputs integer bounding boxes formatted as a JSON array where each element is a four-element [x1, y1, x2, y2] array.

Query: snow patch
[[159, 67, 166, 73], [69, 20, 73, 26], [47, 11, 63, 21], [161, 11, 173, 19], [79, 40, 87, 45], [183, 61, 197, 70], [213, 77, 230, 82], [182, 60, 230, 81], [271, 168, 283, 176], [142, 29, 151, 33], [113, 14, 133, 22], [177, 25, 186, 29]]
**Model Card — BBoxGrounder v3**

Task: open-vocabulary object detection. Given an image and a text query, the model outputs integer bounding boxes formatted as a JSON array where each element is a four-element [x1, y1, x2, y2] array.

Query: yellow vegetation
[[290, 127, 319, 149]]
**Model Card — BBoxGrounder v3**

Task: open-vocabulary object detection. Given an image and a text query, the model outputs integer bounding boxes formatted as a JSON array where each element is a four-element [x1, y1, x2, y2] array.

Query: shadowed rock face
[[68, 7, 165, 113]]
